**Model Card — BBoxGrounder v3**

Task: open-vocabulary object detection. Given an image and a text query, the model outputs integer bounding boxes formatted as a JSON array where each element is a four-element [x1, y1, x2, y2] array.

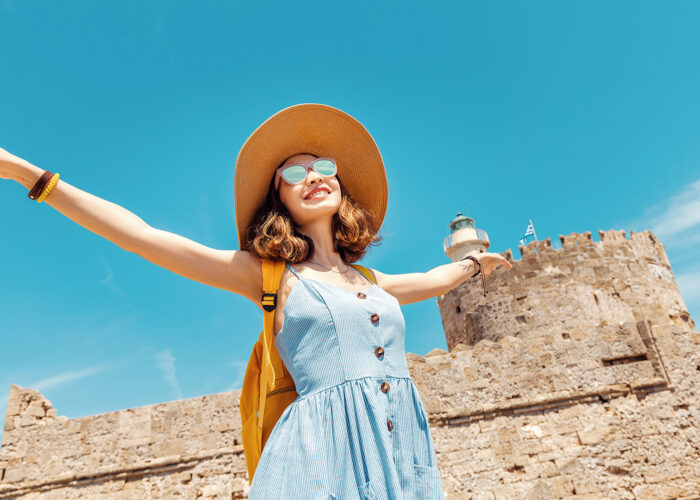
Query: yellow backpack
[[239, 258, 377, 484]]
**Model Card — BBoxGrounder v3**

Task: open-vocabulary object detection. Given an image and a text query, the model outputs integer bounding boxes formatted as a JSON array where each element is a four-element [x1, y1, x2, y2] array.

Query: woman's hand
[[474, 251, 513, 277], [370, 252, 514, 305], [0, 146, 27, 181]]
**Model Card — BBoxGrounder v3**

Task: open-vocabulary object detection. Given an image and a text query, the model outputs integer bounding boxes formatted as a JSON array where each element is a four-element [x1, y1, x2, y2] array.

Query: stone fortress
[[1, 215, 699, 499]]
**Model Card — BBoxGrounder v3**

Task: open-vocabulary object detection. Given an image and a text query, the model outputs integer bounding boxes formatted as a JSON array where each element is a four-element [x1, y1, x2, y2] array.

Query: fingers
[[494, 254, 513, 269], [489, 256, 513, 272]]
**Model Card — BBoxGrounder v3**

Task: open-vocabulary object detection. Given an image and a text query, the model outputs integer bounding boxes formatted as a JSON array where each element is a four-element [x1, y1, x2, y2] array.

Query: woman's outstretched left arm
[[371, 252, 513, 305]]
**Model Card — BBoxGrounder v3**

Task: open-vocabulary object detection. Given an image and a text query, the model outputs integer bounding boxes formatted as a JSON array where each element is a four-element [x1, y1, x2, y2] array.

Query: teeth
[[306, 190, 329, 199]]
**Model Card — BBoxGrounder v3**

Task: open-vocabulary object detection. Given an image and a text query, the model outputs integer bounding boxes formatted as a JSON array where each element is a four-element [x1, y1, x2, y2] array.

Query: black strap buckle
[[261, 292, 277, 312]]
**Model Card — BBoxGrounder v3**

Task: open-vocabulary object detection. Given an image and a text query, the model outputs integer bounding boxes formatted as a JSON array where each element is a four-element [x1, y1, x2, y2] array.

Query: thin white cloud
[[156, 348, 183, 400], [96, 255, 125, 296], [32, 363, 117, 392], [0, 362, 117, 430], [622, 177, 700, 320], [646, 177, 700, 246]]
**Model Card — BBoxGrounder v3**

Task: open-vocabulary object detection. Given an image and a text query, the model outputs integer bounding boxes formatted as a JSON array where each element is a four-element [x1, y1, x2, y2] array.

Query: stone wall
[[408, 322, 700, 498], [426, 229, 700, 498], [437, 229, 692, 350], [1, 228, 699, 499], [0, 386, 251, 499]]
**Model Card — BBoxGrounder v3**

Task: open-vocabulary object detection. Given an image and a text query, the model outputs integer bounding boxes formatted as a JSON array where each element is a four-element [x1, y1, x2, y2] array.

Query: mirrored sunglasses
[[275, 158, 337, 190]]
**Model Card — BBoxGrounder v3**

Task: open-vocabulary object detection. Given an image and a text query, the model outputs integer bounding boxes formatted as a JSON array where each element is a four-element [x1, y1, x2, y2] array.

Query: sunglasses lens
[[314, 159, 336, 176], [281, 165, 308, 183]]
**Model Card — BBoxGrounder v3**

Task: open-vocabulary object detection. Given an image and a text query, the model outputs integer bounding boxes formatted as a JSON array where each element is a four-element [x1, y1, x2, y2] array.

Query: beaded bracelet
[[37, 173, 60, 203], [28, 170, 60, 202], [461, 255, 487, 297]]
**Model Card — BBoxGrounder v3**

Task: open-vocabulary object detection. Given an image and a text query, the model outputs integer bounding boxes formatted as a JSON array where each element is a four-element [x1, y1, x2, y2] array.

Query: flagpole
[[530, 219, 538, 241]]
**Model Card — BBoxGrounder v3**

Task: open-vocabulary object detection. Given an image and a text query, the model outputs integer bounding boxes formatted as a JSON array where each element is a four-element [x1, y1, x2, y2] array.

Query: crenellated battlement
[[516, 228, 669, 265], [518, 235, 556, 257], [559, 230, 593, 248], [438, 228, 690, 350]]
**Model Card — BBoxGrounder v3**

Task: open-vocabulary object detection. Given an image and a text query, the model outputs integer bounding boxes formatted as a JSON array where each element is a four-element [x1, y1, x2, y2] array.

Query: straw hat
[[234, 103, 388, 251]]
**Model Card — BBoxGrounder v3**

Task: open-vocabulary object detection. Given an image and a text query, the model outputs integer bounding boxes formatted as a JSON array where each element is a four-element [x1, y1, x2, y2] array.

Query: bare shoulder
[[364, 266, 389, 288], [364, 267, 402, 302], [360, 267, 414, 305]]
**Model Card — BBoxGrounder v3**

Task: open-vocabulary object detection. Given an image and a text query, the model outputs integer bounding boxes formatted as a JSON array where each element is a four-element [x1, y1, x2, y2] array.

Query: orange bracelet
[[36, 173, 60, 203]]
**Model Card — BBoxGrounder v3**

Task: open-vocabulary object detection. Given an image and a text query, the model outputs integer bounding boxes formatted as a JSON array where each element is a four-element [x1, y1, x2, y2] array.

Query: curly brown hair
[[246, 170, 383, 264]]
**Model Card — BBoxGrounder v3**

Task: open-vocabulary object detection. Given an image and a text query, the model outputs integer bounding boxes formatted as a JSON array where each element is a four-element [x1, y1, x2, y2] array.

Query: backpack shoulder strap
[[261, 259, 286, 377], [261, 259, 285, 311], [257, 259, 286, 433], [350, 263, 376, 285]]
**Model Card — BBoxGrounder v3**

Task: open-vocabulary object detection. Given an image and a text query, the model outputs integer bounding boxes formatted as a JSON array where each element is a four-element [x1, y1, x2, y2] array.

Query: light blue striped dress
[[247, 263, 444, 500]]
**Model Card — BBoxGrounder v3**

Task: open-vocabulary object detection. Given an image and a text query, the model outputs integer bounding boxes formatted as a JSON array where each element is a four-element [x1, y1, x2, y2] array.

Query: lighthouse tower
[[443, 212, 490, 262]]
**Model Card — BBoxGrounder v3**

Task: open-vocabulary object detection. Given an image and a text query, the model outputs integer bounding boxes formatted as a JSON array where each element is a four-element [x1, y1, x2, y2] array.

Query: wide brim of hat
[[234, 103, 388, 252]]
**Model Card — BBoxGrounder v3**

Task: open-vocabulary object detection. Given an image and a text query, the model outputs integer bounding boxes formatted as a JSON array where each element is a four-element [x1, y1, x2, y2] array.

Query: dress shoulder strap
[[285, 262, 302, 279]]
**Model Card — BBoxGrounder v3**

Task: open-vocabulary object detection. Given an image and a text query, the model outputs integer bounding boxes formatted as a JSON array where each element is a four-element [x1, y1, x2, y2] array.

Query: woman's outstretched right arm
[[1, 147, 263, 306]]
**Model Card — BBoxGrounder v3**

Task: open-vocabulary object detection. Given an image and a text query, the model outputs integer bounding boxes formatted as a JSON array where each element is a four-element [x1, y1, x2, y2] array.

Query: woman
[[1, 103, 512, 499]]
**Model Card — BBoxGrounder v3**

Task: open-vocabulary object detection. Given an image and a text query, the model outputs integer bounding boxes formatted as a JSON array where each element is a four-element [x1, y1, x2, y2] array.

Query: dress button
[[387, 419, 393, 431], [374, 346, 384, 358], [370, 313, 380, 324], [357, 291, 366, 299], [381, 382, 390, 393]]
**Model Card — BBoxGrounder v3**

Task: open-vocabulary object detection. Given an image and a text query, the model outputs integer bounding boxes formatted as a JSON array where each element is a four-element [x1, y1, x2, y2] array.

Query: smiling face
[[276, 153, 343, 227]]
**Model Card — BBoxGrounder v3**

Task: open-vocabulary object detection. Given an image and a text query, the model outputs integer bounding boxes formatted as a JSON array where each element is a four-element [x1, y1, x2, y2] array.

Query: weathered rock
[[1, 228, 698, 499]]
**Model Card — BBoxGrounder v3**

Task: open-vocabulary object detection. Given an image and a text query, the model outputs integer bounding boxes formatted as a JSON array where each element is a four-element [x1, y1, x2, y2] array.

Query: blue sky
[[2, 1, 699, 439]]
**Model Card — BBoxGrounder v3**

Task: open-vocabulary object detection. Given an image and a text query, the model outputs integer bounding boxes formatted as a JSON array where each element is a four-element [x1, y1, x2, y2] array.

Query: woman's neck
[[297, 219, 344, 268]]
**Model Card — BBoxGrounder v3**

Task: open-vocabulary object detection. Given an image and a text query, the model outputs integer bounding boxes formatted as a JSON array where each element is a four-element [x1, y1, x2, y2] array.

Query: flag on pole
[[519, 221, 536, 245]]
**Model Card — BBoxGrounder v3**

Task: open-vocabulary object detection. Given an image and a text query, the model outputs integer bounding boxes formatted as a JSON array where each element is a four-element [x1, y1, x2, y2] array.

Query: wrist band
[[28, 170, 60, 202], [461, 255, 481, 277], [461, 255, 482, 277], [37, 173, 60, 202], [460, 255, 488, 297], [28, 170, 53, 200]]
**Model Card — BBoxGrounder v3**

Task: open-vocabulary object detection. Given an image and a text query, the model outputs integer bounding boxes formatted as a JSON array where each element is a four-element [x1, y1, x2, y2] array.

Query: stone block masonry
[[1, 228, 699, 499], [1, 386, 252, 498], [428, 229, 700, 498]]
